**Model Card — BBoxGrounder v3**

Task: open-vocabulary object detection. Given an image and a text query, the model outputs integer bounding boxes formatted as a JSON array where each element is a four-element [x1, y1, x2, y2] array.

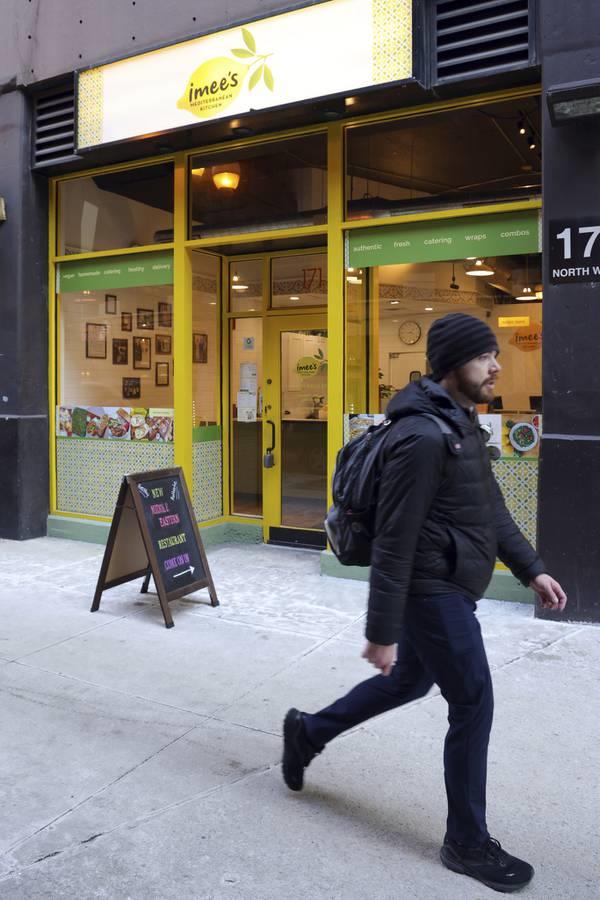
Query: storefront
[[49, 61, 543, 600]]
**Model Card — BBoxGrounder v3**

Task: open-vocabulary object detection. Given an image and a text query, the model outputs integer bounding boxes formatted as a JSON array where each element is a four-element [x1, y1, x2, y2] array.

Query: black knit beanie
[[427, 313, 499, 381]]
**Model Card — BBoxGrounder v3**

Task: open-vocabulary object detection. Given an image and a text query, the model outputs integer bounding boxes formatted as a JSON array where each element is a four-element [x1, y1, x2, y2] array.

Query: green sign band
[[348, 211, 541, 268], [58, 250, 173, 292]]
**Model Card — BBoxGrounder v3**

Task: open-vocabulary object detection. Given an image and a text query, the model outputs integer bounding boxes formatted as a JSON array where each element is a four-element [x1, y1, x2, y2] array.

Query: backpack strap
[[420, 413, 463, 456]]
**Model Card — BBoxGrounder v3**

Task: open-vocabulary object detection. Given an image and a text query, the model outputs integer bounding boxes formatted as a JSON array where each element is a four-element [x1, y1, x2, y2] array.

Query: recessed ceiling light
[[425, 307, 433, 311]]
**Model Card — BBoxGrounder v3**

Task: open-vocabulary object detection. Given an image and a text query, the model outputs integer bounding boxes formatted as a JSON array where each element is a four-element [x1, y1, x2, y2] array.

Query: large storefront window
[[188, 134, 327, 239], [57, 163, 174, 255], [55, 251, 175, 516], [346, 97, 541, 220], [344, 223, 543, 547]]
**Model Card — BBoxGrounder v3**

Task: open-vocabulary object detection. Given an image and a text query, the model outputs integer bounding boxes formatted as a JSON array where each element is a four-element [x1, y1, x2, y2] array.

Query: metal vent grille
[[33, 83, 76, 168], [434, 0, 532, 83]]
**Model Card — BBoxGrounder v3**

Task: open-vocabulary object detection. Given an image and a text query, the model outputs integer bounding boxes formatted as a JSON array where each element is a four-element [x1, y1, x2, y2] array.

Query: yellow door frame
[[262, 311, 328, 542]]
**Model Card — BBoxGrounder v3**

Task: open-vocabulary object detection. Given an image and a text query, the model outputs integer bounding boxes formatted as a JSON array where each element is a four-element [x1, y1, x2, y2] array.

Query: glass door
[[263, 314, 328, 547]]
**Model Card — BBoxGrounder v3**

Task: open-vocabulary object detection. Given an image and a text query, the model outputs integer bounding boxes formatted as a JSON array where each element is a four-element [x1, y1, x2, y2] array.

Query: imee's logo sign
[[296, 356, 321, 377], [177, 28, 274, 119], [509, 323, 542, 352]]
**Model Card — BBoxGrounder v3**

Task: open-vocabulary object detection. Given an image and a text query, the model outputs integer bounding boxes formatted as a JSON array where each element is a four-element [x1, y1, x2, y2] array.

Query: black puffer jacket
[[366, 378, 545, 645]]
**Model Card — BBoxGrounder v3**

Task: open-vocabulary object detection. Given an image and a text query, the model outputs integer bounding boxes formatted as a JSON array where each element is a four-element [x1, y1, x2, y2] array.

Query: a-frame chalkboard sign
[[91, 467, 218, 628]]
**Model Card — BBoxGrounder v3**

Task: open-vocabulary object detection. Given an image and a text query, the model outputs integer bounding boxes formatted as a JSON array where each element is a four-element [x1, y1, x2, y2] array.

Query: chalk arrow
[[173, 566, 195, 579]]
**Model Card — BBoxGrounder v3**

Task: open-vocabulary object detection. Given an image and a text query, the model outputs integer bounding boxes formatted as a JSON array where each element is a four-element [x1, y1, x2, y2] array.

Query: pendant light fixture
[[231, 271, 248, 291], [212, 162, 241, 190], [515, 255, 533, 300], [465, 258, 495, 277]]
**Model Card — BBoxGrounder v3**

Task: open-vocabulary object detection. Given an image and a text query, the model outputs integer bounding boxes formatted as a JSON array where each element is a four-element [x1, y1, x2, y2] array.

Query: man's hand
[[362, 641, 395, 676], [530, 573, 567, 611]]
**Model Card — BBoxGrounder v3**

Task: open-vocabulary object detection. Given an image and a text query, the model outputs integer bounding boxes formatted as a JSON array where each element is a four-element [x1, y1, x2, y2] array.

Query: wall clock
[[398, 320, 422, 345]]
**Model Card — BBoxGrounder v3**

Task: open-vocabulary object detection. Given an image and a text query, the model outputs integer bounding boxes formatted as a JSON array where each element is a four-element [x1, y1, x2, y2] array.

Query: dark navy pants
[[303, 593, 494, 847]]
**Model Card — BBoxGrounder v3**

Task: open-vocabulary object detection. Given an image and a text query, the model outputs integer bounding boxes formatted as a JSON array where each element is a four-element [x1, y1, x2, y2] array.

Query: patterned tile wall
[[492, 458, 538, 547], [56, 439, 174, 517], [193, 441, 223, 521]]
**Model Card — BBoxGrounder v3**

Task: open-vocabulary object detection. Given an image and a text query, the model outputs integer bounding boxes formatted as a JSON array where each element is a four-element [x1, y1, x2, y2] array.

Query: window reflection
[[58, 163, 174, 254], [189, 135, 327, 239], [346, 98, 541, 219]]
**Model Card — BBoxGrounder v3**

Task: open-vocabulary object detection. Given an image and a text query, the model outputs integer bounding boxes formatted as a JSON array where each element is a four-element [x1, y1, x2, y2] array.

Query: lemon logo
[[296, 357, 320, 377], [177, 28, 274, 120]]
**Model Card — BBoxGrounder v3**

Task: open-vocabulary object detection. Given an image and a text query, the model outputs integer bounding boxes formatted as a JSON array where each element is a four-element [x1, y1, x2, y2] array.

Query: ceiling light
[[209, 301, 216, 305], [390, 300, 400, 305], [346, 276, 362, 285], [465, 259, 495, 277], [515, 286, 534, 301], [347, 267, 355, 273], [425, 307, 433, 311], [518, 119, 526, 135], [191, 166, 205, 177], [82, 290, 91, 295], [290, 295, 300, 301], [345, 97, 357, 107], [231, 284, 249, 291], [465, 257, 477, 261], [212, 162, 241, 190], [232, 273, 239, 282], [528, 134, 537, 150]]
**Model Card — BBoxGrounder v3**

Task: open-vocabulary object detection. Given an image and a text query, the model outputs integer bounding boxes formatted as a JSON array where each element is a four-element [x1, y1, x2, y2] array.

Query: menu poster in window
[[91, 467, 218, 628]]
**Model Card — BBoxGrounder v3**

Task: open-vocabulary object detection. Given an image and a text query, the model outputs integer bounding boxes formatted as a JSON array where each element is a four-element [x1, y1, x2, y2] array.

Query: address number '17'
[[556, 226, 600, 259]]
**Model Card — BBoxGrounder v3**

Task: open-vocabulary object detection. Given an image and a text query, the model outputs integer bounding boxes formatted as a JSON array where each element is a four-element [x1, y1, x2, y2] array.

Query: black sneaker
[[282, 708, 321, 791], [440, 837, 534, 893]]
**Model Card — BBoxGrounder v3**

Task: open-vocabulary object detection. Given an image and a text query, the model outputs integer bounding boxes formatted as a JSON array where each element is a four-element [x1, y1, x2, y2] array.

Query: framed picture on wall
[[155, 362, 170, 386], [158, 301, 172, 328], [112, 338, 128, 365], [192, 332, 208, 364], [137, 308, 154, 330], [122, 377, 141, 399], [133, 335, 152, 369], [85, 323, 107, 359], [121, 312, 132, 332], [105, 294, 117, 314], [155, 334, 172, 355]]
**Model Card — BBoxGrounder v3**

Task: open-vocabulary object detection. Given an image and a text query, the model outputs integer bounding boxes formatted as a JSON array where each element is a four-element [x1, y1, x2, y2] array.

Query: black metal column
[[0, 89, 49, 539], [538, 1, 600, 621]]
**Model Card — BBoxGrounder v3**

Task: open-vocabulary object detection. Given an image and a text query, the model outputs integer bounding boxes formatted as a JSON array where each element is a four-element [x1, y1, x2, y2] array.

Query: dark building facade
[[0, 0, 597, 622]]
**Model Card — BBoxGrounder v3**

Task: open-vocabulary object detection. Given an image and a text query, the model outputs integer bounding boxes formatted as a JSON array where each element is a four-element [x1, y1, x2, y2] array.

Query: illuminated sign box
[[77, 0, 413, 150], [499, 316, 531, 328]]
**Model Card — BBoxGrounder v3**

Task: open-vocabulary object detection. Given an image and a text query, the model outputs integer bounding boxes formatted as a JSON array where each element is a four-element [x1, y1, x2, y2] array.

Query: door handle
[[264, 419, 276, 468]]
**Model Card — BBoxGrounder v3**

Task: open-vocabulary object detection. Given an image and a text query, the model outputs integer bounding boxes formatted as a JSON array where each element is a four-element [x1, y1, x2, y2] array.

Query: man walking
[[282, 312, 567, 894]]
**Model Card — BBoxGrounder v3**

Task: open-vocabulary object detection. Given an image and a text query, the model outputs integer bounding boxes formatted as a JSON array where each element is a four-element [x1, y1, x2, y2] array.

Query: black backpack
[[324, 413, 457, 567]]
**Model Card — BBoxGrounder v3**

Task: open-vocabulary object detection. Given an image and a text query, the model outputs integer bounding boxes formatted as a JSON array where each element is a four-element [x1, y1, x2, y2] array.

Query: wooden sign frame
[[91, 467, 218, 628]]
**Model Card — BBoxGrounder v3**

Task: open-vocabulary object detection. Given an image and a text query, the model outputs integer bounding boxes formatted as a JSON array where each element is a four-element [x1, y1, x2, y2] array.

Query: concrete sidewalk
[[0, 537, 598, 899]]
